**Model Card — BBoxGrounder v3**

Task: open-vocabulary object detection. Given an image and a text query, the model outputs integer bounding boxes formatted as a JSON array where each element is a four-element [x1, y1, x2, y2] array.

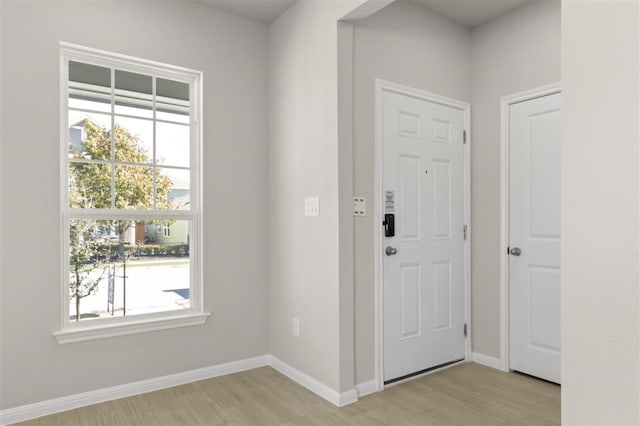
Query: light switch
[[304, 196, 320, 216], [353, 197, 366, 216]]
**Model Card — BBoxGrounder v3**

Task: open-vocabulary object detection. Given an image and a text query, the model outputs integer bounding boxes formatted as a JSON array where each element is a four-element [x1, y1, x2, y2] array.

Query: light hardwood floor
[[15, 362, 560, 425]]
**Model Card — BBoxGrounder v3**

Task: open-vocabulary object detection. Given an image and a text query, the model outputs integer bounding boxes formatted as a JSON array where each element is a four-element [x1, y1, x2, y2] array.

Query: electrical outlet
[[292, 318, 300, 337]]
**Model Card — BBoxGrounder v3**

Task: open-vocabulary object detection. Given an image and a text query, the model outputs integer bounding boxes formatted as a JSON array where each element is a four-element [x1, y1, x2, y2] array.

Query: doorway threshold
[[384, 358, 465, 386]]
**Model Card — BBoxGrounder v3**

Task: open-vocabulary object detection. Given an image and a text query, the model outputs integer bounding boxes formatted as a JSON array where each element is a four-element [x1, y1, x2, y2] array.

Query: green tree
[[70, 119, 174, 251], [69, 218, 107, 321], [68, 119, 178, 318]]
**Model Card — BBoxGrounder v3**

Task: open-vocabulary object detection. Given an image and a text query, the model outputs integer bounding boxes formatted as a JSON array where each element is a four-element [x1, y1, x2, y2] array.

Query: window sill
[[53, 312, 211, 344]]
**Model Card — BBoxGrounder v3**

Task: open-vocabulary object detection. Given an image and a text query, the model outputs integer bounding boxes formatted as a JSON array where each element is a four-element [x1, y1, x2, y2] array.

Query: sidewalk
[[69, 260, 190, 321]]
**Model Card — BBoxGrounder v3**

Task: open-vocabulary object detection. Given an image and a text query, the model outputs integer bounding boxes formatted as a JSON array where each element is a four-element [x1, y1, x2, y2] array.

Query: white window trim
[[56, 42, 208, 344], [53, 312, 210, 344]]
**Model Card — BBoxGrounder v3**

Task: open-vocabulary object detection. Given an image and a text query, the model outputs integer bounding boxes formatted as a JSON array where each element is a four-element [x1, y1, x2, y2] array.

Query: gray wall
[[469, 0, 561, 358], [0, 0, 269, 409], [562, 1, 639, 423], [268, 0, 364, 393], [352, 0, 471, 385]]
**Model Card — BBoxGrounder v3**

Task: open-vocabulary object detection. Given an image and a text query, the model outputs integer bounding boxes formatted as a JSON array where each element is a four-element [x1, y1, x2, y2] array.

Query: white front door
[[509, 91, 562, 384], [382, 87, 467, 383]]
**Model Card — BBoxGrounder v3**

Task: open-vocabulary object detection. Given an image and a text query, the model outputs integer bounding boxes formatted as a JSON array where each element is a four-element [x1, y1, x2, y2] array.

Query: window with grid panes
[[56, 44, 207, 343]]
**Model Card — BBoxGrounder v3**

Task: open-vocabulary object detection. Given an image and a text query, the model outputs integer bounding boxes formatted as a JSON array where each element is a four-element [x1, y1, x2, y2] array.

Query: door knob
[[385, 246, 398, 256], [510, 247, 522, 256]]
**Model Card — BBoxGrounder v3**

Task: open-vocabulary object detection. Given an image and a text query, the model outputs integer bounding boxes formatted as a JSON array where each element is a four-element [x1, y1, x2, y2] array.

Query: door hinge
[[464, 323, 468, 338], [463, 130, 467, 144], [463, 225, 468, 240]]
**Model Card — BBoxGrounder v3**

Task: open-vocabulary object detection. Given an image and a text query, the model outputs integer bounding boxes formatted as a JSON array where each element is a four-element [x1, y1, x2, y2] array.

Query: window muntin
[[60, 44, 202, 334]]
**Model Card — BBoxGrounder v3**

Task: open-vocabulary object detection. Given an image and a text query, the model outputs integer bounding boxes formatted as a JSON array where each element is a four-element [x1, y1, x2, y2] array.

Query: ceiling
[[192, 0, 298, 24], [192, 0, 536, 27], [407, 0, 535, 28]]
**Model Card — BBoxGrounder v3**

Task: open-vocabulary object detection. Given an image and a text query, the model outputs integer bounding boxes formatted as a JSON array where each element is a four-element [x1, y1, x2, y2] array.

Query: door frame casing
[[374, 79, 472, 391], [499, 82, 562, 372]]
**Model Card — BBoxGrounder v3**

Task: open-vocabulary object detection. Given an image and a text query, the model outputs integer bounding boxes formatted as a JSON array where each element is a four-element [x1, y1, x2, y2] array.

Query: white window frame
[[54, 43, 208, 344]]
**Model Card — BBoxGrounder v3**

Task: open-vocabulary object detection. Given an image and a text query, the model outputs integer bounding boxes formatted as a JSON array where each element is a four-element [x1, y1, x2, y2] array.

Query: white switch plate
[[293, 318, 300, 337], [353, 197, 366, 216], [304, 196, 320, 217]]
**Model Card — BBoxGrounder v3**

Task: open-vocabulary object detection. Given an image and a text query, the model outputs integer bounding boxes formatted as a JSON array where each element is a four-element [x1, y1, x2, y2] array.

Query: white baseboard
[[269, 356, 358, 407], [0, 355, 270, 426], [355, 379, 379, 398], [1, 354, 364, 425], [471, 352, 504, 371]]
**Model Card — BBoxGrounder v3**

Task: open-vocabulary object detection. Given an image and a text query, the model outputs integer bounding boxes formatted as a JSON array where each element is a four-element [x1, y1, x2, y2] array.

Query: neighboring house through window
[[55, 43, 208, 343]]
